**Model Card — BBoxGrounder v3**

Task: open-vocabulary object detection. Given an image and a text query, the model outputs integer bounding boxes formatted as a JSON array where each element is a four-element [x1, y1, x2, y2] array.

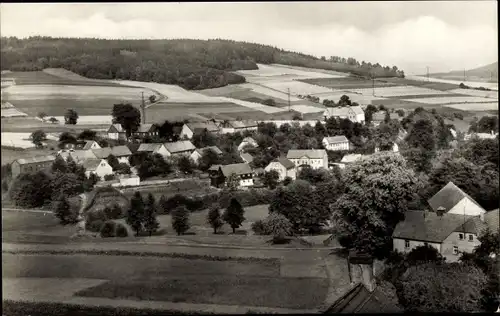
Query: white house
[[164, 140, 196, 157], [238, 137, 258, 152], [392, 209, 497, 262], [323, 106, 365, 124], [83, 159, 113, 179], [428, 182, 486, 216], [264, 157, 297, 181], [58, 149, 98, 164], [92, 146, 132, 165], [107, 124, 127, 140], [209, 163, 254, 188], [180, 122, 220, 139], [137, 143, 170, 159], [322, 136, 350, 151], [190, 146, 223, 164], [464, 131, 498, 141], [286, 149, 328, 170]]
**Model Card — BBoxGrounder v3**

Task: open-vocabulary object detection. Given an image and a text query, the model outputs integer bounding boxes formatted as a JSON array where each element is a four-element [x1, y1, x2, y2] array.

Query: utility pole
[[463, 69, 466, 82], [371, 73, 375, 97], [426, 66, 430, 82], [287, 88, 291, 112], [140, 91, 146, 124]]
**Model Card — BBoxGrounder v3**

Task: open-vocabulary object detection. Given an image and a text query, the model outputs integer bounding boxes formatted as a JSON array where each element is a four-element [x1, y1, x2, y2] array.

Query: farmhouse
[[58, 149, 98, 164], [107, 123, 158, 140], [323, 105, 365, 123], [428, 181, 486, 216], [190, 146, 223, 164], [371, 111, 402, 126], [219, 120, 258, 134], [238, 137, 258, 152], [286, 149, 328, 170], [392, 210, 496, 262], [65, 140, 101, 151], [180, 122, 220, 139], [107, 124, 127, 140], [209, 163, 253, 188], [264, 157, 296, 181], [82, 159, 113, 179], [164, 140, 196, 157], [11, 155, 56, 179], [92, 146, 132, 165], [137, 143, 170, 159], [322, 135, 350, 151]]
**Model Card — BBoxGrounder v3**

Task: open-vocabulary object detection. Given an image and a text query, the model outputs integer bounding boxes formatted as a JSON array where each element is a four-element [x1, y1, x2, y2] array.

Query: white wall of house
[[239, 178, 254, 187], [180, 125, 194, 140], [448, 197, 486, 216], [190, 151, 202, 164], [88, 141, 101, 150], [323, 140, 350, 151], [108, 132, 126, 140], [441, 232, 480, 263], [393, 238, 442, 254], [289, 157, 327, 170], [119, 176, 140, 187], [265, 162, 298, 181], [154, 145, 170, 159], [116, 156, 130, 165], [355, 112, 365, 123], [85, 160, 113, 179]]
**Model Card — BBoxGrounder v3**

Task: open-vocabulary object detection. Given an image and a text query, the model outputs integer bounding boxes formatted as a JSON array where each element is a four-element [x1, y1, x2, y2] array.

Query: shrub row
[[2, 249, 280, 265], [2, 300, 214, 316]]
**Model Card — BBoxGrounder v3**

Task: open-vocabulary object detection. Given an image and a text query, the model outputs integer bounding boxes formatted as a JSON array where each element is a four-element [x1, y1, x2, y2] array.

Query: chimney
[[348, 251, 376, 292], [480, 212, 485, 222], [436, 206, 446, 217]]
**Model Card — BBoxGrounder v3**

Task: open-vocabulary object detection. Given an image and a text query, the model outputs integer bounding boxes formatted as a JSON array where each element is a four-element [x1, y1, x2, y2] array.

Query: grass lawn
[[380, 77, 460, 91], [1, 146, 57, 164], [2, 71, 124, 87], [1, 117, 110, 133], [300, 77, 399, 90], [76, 275, 328, 309]]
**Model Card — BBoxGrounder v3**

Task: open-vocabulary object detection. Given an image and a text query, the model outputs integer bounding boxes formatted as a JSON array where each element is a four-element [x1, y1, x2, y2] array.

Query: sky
[[0, 1, 497, 74]]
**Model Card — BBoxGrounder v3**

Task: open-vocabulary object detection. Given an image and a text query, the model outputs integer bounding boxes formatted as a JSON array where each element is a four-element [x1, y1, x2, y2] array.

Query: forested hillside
[[1, 37, 404, 90]]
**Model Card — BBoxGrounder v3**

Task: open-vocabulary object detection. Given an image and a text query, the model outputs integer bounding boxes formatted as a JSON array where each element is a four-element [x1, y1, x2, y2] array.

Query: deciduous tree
[[265, 213, 292, 243], [30, 130, 46, 148], [64, 109, 79, 125], [262, 170, 280, 189], [172, 205, 190, 235], [207, 204, 224, 234], [223, 198, 245, 233], [112, 103, 141, 138], [127, 192, 145, 236], [53, 194, 76, 225], [143, 193, 160, 236]]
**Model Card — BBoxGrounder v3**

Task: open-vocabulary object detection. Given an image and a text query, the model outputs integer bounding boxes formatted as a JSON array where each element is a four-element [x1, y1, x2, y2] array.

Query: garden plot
[[261, 80, 333, 96], [312, 92, 386, 104], [402, 96, 495, 105], [111, 80, 225, 103], [239, 83, 302, 101], [47, 115, 113, 125], [217, 97, 287, 114], [289, 105, 324, 114], [444, 102, 498, 111], [447, 89, 498, 99], [347, 86, 451, 97], [1, 132, 41, 149]]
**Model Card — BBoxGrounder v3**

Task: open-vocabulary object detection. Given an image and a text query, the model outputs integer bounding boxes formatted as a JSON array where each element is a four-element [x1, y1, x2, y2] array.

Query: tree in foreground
[[223, 198, 245, 233], [9, 171, 53, 208], [406, 245, 445, 266], [52, 194, 76, 225], [143, 193, 160, 236], [64, 109, 79, 125], [331, 152, 424, 259], [265, 213, 292, 244], [126, 192, 145, 236], [398, 262, 487, 312], [262, 170, 280, 189], [30, 129, 46, 148], [111, 103, 141, 138], [172, 205, 190, 235], [52, 155, 68, 173], [207, 204, 224, 234]]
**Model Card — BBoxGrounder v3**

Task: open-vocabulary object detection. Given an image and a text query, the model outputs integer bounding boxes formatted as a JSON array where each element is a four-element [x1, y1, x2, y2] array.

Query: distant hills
[[0, 37, 404, 90], [427, 62, 498, 83]]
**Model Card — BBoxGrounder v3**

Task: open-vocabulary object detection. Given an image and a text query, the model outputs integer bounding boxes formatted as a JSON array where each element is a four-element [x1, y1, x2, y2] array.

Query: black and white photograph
[[1, 1, 499, 314]]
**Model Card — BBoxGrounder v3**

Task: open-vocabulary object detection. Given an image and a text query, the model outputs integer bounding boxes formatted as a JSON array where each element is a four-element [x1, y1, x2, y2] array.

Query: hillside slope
[[1, 37, 404, 90], [428, 62, 498, 83]]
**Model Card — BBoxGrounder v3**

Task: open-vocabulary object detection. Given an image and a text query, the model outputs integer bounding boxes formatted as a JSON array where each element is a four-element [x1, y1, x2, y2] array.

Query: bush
[[115, 223, 129, 237], [104, 174, 116, 181], [453, 112, 464, 120], [2, 179, 9, 192], [100, 221, 117, 238], [251, 219, 269, 235], [87, 219, 104, 232]]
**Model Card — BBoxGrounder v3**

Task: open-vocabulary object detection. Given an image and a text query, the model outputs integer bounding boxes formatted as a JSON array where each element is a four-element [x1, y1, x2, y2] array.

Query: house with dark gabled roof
[[92, 146, 132, 165], [137, 143, 170, 159], [190, 146, 223, 164], [264, 157, 297, 181], [180, 122, 220, 139], [392, 209, 492, 262], [240, 152, 254, 164], [428, 181, 486, 216], [164, 140, 196, 157], [107, 123, 158, 140], [82, 159, 113, 180], [208, 163, 253, 188]]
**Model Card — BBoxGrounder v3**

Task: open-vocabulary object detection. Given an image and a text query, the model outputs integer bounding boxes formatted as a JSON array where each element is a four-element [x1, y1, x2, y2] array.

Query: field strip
[[261, 80, 334, 95], [1, 107, 29, 118], [401, 96, 495, 104], [347, 86, 452, 97], [237, 63, 343, 80], [406, 75, 499, 91], [1, 132, 41, 149], [269, 63, 348, 77], [239, 83, 302, 101], [289, 104, 324, 114], [443, 102, 499, 111], [447, 88, 498, 99], [3, 278, 109, 299], [217, 97, 287, 113]]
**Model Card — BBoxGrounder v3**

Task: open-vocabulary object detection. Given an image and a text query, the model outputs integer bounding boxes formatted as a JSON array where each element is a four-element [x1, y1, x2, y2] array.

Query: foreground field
[[1, 70, 125, 87]]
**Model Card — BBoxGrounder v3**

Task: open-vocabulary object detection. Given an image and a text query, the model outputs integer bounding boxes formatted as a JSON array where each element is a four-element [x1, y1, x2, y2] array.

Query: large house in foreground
[[286, 149, 328, 170], [11, 155, 56, 179], [208, 163, 253, 188], [82, 159, 113, 179]]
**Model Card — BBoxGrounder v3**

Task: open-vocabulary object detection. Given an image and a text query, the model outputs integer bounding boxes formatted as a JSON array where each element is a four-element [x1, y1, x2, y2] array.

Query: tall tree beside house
[[143, 193, 160, 236], [226, 173, 240, 192], [30, 129, 46, 148], [198, 149, 221, 171], [111, 103, 141, 138], [171, 205, 190, 235], [49, 172, 85, 200], [223, 198, 245, 233], [64, 109, 79, 125], [402, 119, 437, 173], [83, 173, 100, 191], [262, 170, 280, 189], [127, 192, 145, 236], [77, 129, 97, 140], [397, 262, 487, 312], [192, 129, 217, 148], [177, 156, 195, 174], [107, 154, 120, 171], [52, 155, 68, 173], [58, 132, 77, 149], [331, 152, 424, 259], [52, 194, 77, 225], [207, 204, 224, 234], [364, 104, 378, 124]]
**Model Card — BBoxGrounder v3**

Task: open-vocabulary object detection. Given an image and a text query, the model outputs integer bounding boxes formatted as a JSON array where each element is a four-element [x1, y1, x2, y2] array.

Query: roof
[[164, 140, 196, 153], [324, 135, 349, 144], [186, 122, 220, 132], [14, 155, 56, 165], [82, 159, 103, 171], [326, 283, 402, 314], [324, 105, 364, 117], [240, 153, 254, 163], [136, 124, 155, 133], [195, 146, 223, 156], [225, 120, 258, 129], [484, 209, 499, 233], [108, 124, 124, 133], [373, 111, 402, 122], [82, 141, 98, 150], [127, 143, 141, 153], [269, 157, 296, 170], [456, 216, 489, 236], [428, 181, 484, 213], [92, 146, 132, 159], [137, 143, 163, 153], [208, 164, 222, 171], [220, 163, 253, 177], [392, 210, 478, 243], [340, 154, 369, 163], [241, 137, 257, 144], [287, 149, 326, 159]]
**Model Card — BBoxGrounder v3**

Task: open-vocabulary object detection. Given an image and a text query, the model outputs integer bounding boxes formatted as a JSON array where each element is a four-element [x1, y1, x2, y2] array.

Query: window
[[468, 234, 474, 242], [453, 246, 459, 255], [459, 233, 464, 240], [424, 242, 428, 246], [405, 240, 410, 248]]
